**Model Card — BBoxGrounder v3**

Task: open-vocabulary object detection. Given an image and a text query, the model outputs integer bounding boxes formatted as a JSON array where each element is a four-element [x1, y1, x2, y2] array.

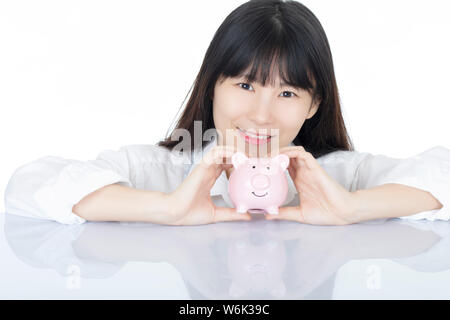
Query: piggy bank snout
[[251, 174, 270, 190]]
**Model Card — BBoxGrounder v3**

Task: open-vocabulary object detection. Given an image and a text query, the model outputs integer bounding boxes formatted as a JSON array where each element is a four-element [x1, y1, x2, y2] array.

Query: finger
[[214, 206, 252, 223], [221, 163, 234, 170], [202, 146, 237, 167], [280, 147, 316, 170], [265, 206, 306, 223], [277, 145, 306, 154], [282, 152, 307, 171]]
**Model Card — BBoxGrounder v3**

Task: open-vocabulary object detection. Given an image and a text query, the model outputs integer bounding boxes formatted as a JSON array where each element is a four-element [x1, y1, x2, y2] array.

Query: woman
[[4, 0, 448, 226]]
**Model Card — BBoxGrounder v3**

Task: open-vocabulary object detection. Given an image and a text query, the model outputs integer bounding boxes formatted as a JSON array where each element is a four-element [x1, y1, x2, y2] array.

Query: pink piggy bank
[[228, 152, 290, 215]]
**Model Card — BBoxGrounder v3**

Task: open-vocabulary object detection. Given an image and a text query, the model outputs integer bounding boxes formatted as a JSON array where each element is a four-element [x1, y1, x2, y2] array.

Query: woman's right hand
[[165, 145, 252, 225]]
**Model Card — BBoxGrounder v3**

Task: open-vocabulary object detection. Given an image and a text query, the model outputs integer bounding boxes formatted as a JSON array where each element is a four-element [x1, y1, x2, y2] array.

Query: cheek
[[213, 89, 248, 125], [275, 106, 308, 131], [272, 105, 309, 145], [216, 103, 242, 120]]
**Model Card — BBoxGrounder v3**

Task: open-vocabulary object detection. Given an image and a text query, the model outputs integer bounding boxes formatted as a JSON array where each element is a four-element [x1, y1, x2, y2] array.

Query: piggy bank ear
[[273, 154, 290, 171], [231, 152, 248, 169]]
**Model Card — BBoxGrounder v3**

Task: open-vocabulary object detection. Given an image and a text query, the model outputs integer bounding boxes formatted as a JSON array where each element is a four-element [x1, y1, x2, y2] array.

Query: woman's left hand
[[266, 146, 360, 225]]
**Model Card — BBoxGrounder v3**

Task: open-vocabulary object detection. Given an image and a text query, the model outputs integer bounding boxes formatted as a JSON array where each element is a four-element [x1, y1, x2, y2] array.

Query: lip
[[238, 127, 272, 137], [237, 127, 273, 145]]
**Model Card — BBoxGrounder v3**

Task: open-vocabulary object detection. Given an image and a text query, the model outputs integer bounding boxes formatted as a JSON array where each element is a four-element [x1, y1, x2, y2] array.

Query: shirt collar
[[188, 136, 297, 207]]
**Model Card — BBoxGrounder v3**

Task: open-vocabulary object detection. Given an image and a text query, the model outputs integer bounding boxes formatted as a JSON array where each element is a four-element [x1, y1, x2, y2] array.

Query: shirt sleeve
[[351, 146, 450, 221], [4, 147, 135, 225]]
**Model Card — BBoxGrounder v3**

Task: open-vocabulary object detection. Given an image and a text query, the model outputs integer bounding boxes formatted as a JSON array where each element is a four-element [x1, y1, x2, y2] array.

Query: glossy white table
[[1, 211, 450, 299]]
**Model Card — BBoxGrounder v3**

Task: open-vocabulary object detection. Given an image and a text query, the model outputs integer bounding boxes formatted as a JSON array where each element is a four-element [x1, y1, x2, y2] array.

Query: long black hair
[[157, 0, 354, 158]]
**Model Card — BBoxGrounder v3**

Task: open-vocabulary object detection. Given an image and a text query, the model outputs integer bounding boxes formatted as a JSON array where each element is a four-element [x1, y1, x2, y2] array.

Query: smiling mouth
[[252, 191, 268, 197]]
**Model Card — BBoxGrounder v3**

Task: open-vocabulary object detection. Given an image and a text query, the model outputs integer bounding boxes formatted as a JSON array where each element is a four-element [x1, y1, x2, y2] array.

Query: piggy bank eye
[[252, 166, 256, 169], [266, 166, 270, 170]]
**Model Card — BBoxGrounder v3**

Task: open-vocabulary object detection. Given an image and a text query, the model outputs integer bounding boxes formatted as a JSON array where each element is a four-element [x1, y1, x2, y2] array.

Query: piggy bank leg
[[236, 205, 249, 214], [266, 206, 279, 215]]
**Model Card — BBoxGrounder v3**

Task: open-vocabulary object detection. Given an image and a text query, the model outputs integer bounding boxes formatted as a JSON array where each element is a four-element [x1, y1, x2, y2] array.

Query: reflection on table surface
[[3, 211, 450, 299]]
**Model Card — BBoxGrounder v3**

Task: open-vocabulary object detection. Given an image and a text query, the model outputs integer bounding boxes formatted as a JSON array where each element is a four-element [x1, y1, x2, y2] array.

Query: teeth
[[239, 128, 271, 139]]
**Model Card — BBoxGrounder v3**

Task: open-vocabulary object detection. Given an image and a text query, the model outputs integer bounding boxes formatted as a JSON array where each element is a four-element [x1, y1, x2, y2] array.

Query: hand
[[266, 146, 359, 225], [167, 145, 252, 225]]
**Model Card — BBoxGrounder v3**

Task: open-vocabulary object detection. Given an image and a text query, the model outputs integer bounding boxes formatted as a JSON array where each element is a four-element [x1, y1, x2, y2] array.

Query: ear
[[272, 154, 290, 171], [306, 97, 320, 120], [232, 152, 248, 169]]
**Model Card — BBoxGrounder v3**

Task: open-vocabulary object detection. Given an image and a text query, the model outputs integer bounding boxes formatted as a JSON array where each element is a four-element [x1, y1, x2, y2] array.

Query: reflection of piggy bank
[[228, 152, 290, 215], [227, 237, 287, 298]]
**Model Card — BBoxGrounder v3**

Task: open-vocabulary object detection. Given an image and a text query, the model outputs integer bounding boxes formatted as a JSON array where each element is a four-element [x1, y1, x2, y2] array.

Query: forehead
[[237, 63, 286, 86]]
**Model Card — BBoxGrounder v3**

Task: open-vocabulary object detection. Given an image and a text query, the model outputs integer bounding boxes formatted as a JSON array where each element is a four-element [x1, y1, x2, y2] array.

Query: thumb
[[213, 206, 252, 223]]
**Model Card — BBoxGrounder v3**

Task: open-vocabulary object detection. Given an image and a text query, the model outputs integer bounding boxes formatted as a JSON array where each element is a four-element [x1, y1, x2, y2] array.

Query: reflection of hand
[[267, 146, 359, 225], [264, 221, 440, 298], [72, 221, 253, 299], [264, 221, 440, 259], [168, 145, 251, 225], [72, 219, 441, 299]]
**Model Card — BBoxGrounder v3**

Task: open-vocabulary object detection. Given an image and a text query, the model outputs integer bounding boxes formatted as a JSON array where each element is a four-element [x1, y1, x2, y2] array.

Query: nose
[[251, 174, 270, 190], [248, 97, 274, 124]]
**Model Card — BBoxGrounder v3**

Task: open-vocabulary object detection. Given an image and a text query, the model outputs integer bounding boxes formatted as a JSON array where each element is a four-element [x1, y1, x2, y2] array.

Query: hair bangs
[[219, 31, 316, 93]]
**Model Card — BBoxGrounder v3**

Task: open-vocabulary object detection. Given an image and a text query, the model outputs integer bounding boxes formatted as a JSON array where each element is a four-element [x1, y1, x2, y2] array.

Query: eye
[[237, 82, 297, 98], [238, 83, 254, 91], [266, 166, 270, 170], [252, 166, 256, 169], [280, 91, 297, 98]]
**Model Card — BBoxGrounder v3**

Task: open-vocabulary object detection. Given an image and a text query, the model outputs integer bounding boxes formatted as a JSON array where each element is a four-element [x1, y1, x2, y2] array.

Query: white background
[[1, 0, 449, 214]]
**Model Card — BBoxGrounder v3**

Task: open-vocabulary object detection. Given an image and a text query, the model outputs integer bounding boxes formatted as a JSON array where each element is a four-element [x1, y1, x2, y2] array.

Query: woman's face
[[212, 73, 320, 158]]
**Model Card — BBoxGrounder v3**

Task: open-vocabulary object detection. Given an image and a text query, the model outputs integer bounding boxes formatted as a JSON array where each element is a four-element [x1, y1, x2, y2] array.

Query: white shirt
[[4, 135, 450, 225]]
